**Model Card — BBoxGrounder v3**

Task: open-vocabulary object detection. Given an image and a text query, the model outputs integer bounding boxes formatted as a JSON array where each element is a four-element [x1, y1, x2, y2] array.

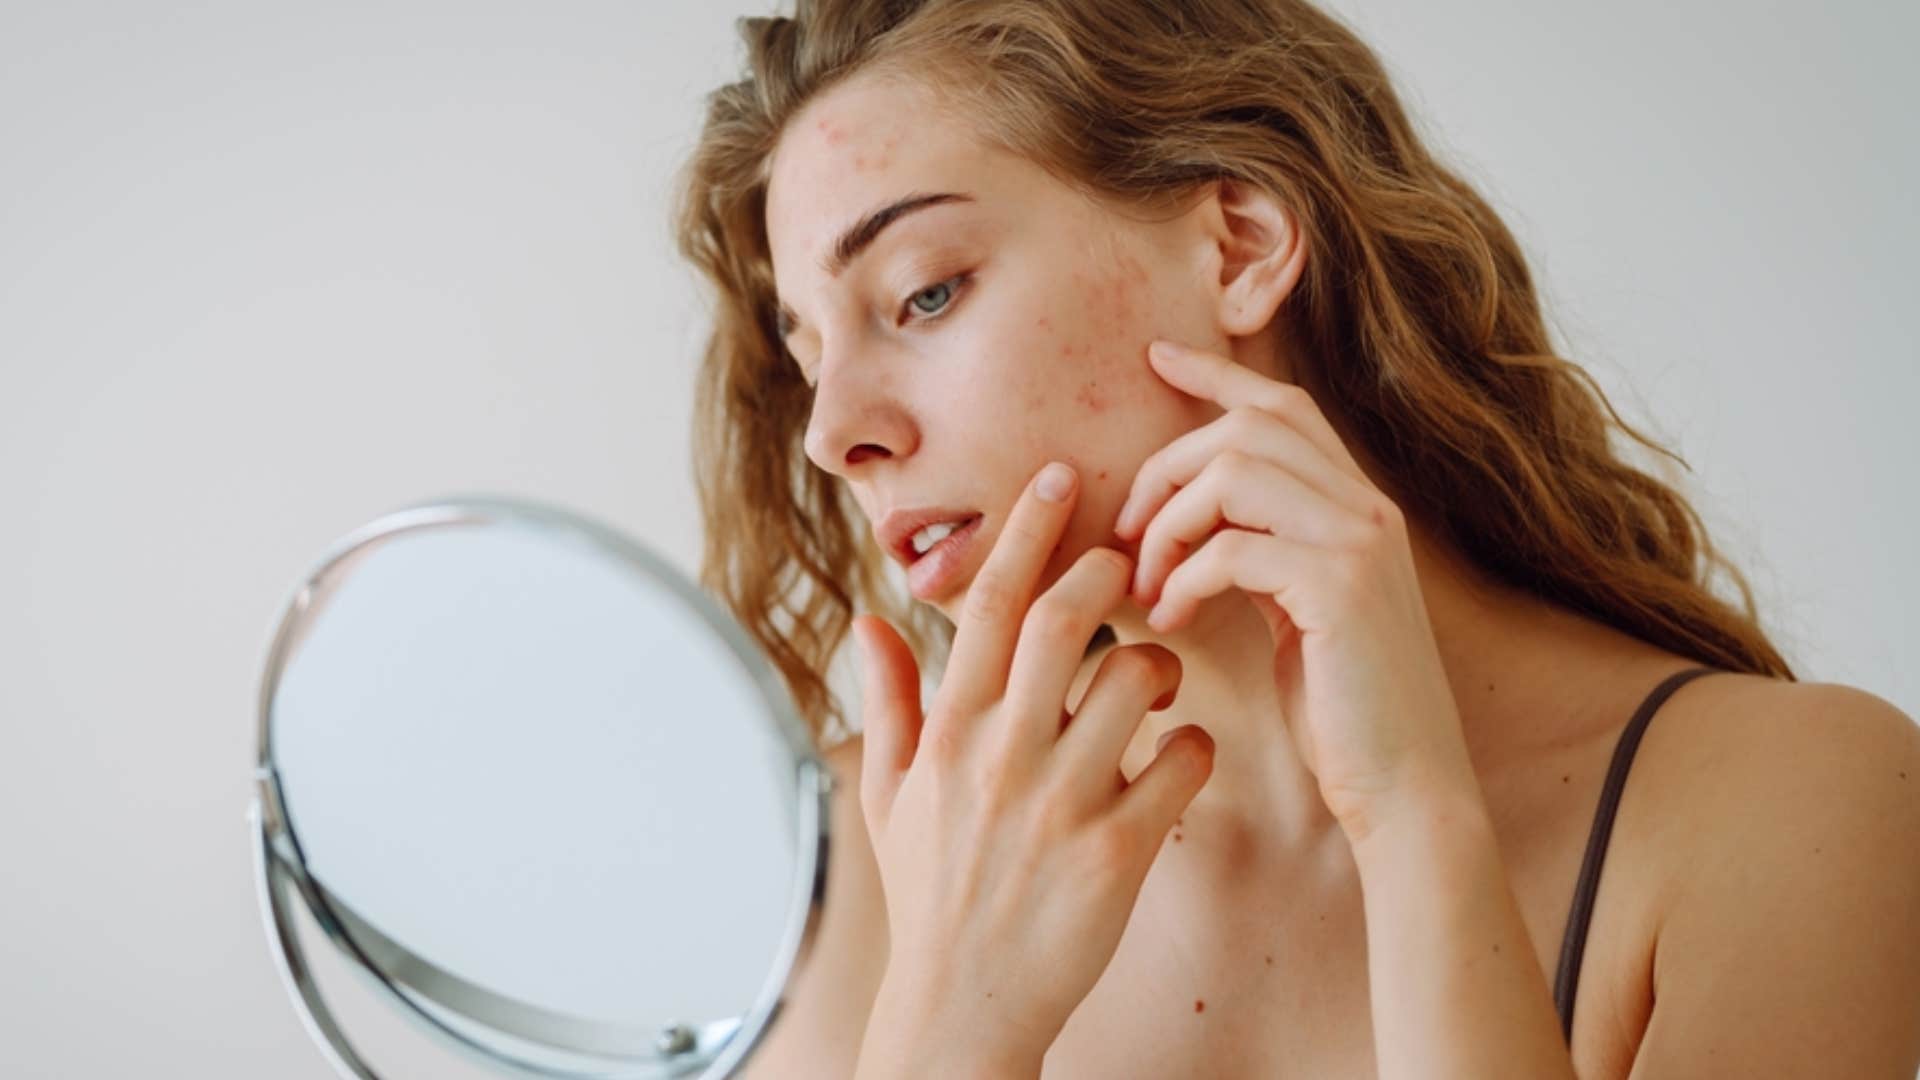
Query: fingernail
[[1148, 340, 1179, 363], [1155, 728, 1176, 753], [1036, 462, 1075, 502]]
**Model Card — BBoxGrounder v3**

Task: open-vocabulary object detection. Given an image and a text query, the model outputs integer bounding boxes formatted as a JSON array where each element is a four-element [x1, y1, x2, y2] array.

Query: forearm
[[1349, 777, 1576, 1080]]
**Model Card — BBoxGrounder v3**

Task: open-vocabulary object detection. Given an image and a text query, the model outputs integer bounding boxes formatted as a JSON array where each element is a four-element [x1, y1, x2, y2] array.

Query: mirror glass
[[254, 499, 828, 1078]]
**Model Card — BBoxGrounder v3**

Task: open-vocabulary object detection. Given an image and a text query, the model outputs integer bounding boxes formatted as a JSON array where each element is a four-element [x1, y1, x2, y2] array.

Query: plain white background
[[2, 2, 1913, 1076]]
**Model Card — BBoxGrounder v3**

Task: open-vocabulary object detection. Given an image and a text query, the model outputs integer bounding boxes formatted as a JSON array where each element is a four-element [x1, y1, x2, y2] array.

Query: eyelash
[[796, 271, 973, 387], [898, 271, 972, 327]]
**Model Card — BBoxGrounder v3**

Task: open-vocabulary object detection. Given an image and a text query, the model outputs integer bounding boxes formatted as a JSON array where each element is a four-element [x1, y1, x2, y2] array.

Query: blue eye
[[902, 273, 969, 323]]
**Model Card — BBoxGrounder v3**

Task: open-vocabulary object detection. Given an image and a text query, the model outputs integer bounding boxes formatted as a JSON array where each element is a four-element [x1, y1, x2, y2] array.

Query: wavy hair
[[671, 0, 1794, 748]]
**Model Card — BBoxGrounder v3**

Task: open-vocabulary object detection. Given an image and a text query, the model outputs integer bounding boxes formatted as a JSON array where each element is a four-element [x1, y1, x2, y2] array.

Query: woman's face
[[765, 72, 1228, 617]]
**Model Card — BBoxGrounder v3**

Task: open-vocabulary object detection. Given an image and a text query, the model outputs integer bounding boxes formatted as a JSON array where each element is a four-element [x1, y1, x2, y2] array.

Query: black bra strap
[[1552, 665, 1719, 1045]]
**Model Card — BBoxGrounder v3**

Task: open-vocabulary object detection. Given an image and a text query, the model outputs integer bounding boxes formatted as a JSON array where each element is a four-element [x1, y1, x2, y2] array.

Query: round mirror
[[249, 496, 831, 1079]]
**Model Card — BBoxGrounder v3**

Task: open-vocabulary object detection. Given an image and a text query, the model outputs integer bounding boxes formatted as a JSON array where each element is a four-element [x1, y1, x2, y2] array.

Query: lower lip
[[906, 516, 985, 601]]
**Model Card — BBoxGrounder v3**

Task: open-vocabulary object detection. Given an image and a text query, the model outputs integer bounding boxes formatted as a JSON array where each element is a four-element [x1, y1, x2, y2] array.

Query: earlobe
[[1210, 178, 1307, 337]]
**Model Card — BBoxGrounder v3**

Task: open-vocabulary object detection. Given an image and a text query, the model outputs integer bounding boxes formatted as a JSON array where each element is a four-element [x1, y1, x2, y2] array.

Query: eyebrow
[[776, 191, 975, 340]]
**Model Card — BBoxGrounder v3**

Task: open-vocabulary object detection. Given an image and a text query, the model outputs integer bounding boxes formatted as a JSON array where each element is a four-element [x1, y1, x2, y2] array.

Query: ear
[[1195, 178, 1306, 338]]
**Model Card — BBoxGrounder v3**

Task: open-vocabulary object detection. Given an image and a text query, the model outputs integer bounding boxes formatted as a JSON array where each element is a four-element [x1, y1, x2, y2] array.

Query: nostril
[[845, 444, 889, 466]]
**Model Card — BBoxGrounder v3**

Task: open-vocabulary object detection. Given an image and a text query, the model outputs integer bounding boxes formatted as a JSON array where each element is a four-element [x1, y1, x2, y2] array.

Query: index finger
[[937, 461, 1079, 719], [1146, 341, 1367, 481]]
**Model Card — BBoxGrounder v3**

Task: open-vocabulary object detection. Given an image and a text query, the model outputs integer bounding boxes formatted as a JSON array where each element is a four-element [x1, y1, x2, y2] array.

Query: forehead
[[765, 74, 1028, 290]]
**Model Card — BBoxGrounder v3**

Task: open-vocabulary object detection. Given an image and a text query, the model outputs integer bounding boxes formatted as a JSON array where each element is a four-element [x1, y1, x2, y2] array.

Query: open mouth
[[903, 514, 985, 600], [908, 514, 983, 562]]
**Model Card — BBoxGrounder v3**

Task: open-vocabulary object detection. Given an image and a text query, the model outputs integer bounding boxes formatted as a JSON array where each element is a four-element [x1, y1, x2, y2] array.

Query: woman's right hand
[[849, 461, 1217, 1078]]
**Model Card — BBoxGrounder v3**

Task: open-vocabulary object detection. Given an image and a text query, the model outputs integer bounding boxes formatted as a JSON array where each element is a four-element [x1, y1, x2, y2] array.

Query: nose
[[801, 345, 919, 477]]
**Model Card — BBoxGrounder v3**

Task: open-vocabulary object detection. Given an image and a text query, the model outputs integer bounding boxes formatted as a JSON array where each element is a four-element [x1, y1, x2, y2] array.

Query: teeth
[[910, 520, 962, 556]]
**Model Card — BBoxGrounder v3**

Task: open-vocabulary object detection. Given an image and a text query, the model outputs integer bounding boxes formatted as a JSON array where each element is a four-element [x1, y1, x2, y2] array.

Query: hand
[[850, 461, 1216, 1077], [1114, 339, 1474, 843]]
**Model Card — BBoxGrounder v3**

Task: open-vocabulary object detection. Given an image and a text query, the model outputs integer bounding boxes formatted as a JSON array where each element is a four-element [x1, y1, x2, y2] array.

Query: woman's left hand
[[1114, 338, 1474, 842]]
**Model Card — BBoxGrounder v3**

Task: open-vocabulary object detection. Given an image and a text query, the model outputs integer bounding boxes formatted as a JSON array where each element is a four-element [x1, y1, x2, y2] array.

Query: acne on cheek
[[1026, 254, 1162, 418]]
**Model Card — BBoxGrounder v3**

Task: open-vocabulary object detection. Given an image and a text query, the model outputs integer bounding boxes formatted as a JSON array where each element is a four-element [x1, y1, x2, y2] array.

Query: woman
[[673, 1, 1920, 1076]]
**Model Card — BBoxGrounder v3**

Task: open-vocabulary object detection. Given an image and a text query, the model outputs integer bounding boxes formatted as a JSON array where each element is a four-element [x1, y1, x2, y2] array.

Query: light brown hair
[[671, 0, 1794, 748]]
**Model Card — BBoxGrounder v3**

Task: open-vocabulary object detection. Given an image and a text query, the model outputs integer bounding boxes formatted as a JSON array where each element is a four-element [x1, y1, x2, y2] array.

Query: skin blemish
[[1075, 380, 1107, 412], [1172, 831, 1183, 843], [1194, 999, 1205, 1014], [1264, 955, 1274, 966], [1107, 274, 1136, 326], [1097, 469, 1109, 480], [1561, 774, 1570, 783], [1036, 315, 1052, 332], [1101, 252, 1151, 327]]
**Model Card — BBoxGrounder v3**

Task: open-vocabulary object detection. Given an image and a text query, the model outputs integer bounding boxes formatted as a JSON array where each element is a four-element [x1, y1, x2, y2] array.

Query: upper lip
[[875, 506, 983, 567]]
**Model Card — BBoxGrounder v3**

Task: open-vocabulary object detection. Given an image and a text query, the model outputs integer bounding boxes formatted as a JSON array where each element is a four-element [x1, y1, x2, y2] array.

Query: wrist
[[1342, 755, 1492, 870], [855, 969, 1049, 1080]]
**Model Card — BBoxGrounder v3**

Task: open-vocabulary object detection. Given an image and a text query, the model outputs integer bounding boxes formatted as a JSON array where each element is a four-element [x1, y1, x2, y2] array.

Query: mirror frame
[[248, 495, 833, 1079]]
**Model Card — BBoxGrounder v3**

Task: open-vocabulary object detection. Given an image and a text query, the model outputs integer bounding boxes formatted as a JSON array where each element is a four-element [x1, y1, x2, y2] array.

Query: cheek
[[997, 248, 1192, 465], [1054, 253, 1166, 414]]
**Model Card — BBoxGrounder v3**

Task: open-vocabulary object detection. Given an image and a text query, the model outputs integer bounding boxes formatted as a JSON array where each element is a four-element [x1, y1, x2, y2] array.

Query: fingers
[[1144, 341, 1366, 481], [1132, 454, 1366, 607], [851, 614, 924, 825], [1114, 406, 1373, 543], [1052, 643, 1182, 789], [1111, 723, 1215, 854], [1150, 529, 1329, 634], [938, 462, 1079, 721], [1001, 546, 1134, 751]]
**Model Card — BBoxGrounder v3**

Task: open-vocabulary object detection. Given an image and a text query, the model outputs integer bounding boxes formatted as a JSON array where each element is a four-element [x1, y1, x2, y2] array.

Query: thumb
[[851, 614, 923, 825]]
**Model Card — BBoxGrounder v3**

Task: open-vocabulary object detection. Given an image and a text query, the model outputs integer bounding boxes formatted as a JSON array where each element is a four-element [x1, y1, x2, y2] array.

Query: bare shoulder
[[1637, 673, 1919, 832], [737, 733, 890, 1079], [1634, 673, 1920, 892], [1626, 673, 1920, 1075]]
